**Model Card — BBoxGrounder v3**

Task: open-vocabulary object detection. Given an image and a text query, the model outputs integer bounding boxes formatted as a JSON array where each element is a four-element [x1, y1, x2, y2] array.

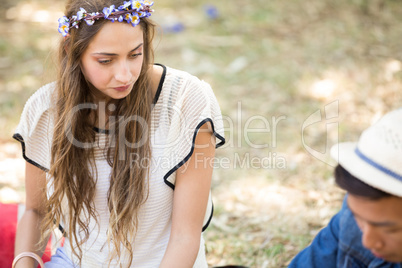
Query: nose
[[361, 223, 384, 251], [114, 60, 132, 84]]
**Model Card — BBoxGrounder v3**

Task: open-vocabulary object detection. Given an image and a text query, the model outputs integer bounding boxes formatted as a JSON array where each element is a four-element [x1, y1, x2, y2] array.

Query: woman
[[12, 0, 225, 267]]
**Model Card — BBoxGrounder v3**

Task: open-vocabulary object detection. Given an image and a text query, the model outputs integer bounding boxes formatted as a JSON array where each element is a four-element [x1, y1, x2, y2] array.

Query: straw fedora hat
[[330, 109, 402, 197]]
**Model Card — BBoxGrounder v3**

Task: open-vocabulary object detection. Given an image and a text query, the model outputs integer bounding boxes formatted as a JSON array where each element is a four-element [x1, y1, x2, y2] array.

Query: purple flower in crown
[[70, 15, 79, 29], [137, 11, 144, 18], [58, 16, 70, 37], [131, 1, 142, 11], [141, 1, 154, 17], [131, 13, 140, 26], [124, 13, 132, 23], [85, 19, 95, 25], [76, 7, 87, 20], [57, 1, 154, 36], [119, 1, 131, 10], [85, 12, 97, 25], [143, 0, 154, 7], [103, 5, 115, 19]]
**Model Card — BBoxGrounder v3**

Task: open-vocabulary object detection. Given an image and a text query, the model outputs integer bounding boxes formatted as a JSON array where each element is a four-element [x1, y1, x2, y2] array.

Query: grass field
[[1, 0, 402, 267]]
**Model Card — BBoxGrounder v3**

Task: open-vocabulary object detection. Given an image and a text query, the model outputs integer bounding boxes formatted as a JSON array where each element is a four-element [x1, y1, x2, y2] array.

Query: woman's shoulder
[[15, 82, 57, 138], [13, 82, 57, 171], [161, 65, 214, 100], [164, 65, 204, 85], [22, 82, 57, 115]]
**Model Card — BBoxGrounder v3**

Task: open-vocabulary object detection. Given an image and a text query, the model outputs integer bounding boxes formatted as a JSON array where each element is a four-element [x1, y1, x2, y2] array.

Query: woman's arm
[[14, 162, 49, 268], [160, 122, 216, 268]]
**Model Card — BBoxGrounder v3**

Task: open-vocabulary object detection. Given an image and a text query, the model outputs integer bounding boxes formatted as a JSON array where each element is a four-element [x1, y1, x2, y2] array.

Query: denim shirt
[[289, 197, 402, 268]]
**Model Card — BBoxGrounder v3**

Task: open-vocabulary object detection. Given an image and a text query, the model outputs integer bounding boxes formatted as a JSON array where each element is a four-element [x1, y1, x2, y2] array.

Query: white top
[[13, 65, 225, 267]]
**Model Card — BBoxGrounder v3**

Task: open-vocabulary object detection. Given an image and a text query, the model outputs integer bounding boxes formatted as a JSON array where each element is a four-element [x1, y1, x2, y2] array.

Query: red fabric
[[0, 203, 53, 267], [42, 237, 52, 264], [0, 203, 18, 268]]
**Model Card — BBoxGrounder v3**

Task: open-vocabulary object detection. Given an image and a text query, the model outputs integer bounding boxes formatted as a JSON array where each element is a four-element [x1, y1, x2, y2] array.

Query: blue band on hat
[[355, 148, 402, 182]]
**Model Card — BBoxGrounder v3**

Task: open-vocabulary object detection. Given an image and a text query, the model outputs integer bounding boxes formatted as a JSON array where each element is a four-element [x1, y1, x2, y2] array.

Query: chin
[[109, 92, 131, 100], [381, 255, 402, 263], [113, 94, 129, 100]]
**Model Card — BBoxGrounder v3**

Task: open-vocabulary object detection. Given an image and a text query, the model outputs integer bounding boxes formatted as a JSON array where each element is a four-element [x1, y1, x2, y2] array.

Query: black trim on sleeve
[[162, 118, 225, 231], [163, 118, 225, 190], [12, 133, 49, 172], [202, 203, 214, 232], [13, 133, 67, 236]]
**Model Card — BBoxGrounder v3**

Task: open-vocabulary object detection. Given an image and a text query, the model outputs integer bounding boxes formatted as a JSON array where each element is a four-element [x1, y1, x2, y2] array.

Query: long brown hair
[[42, 0, 156, 266]]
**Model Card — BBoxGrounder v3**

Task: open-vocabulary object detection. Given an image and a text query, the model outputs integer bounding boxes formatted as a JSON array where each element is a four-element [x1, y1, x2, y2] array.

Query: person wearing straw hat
[[289, 109, 402, 267]]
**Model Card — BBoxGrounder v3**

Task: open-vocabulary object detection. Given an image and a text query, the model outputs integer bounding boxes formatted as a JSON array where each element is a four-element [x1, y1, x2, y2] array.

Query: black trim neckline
[[153, 63, 166, 105], [93, 126, 109, 134]]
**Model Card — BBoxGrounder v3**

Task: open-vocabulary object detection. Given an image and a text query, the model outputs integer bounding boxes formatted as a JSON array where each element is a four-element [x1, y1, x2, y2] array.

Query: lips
[[113, 84, 130, 92], [372, 251, 384, 259], [371, 250, 393, 261]]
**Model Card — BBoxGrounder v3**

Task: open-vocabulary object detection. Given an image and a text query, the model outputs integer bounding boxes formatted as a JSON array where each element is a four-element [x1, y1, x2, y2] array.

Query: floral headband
[[58, 0, 154, 37]]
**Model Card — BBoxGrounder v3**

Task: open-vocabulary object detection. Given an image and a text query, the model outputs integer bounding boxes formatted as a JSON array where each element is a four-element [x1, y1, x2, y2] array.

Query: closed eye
[[130, 52, 142, 58], [384, 227, 402, 234], [98, 59, 112, 64]]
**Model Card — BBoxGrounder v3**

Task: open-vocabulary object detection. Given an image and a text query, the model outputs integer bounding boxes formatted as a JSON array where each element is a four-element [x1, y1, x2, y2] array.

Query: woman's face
[[81, 21, 144, 101]]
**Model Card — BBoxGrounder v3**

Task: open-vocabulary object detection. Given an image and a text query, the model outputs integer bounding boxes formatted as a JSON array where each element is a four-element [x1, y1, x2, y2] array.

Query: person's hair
[[41, 0, 156, 266], [335, 164, 391, 199]]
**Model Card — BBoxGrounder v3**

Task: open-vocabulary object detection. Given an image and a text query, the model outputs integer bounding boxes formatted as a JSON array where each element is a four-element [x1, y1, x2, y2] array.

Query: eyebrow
[[351, 210, 398, 227], [92, 43, 143, 56]]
